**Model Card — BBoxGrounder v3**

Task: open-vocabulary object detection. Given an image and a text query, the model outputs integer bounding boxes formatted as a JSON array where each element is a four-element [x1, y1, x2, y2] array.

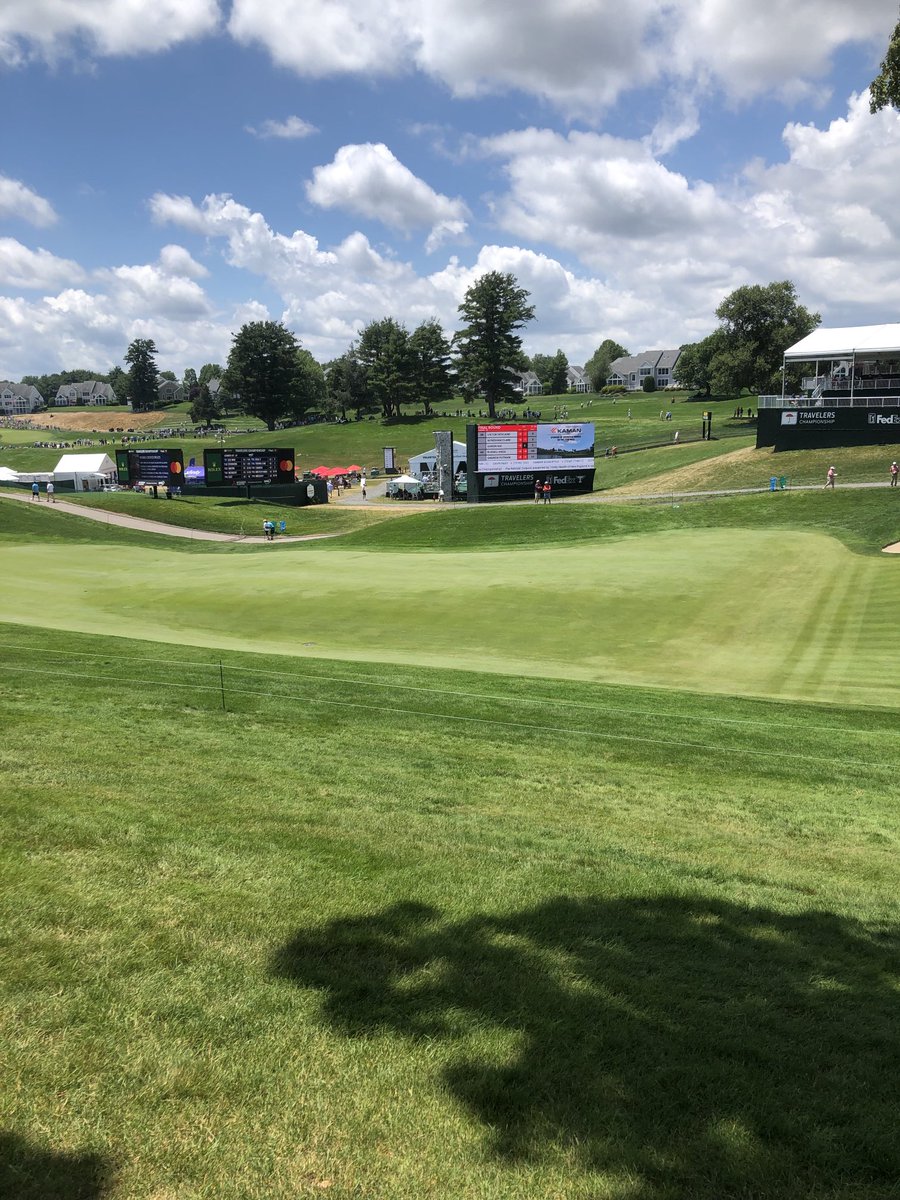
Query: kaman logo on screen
[[550, 425, 582, 436]]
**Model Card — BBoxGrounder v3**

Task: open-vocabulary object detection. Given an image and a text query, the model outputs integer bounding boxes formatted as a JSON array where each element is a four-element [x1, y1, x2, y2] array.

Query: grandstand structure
[[757, 323, 900, 449]]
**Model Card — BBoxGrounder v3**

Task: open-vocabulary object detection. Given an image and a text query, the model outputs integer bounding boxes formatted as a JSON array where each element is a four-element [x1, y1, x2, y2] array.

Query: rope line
[[0, 661, 889, 773]]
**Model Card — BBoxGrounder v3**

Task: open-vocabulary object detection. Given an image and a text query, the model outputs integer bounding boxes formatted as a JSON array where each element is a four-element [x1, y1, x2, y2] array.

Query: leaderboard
[[476, 424, 537, 470], [115, 448, 184, 486], [475, 423, 594, 472], [203, 447, 295, 485]]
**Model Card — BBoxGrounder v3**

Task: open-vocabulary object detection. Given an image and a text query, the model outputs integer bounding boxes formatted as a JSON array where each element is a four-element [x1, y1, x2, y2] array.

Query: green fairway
[[3, 506, 900, 704], [2, 625, 900, 1199]]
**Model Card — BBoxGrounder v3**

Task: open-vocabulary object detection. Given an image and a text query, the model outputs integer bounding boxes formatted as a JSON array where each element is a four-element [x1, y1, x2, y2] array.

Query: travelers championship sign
[[759, 407, 900, 449], [466, 422, 595, 502]]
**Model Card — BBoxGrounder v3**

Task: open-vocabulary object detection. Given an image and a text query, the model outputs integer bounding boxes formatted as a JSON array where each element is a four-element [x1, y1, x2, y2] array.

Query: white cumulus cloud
[[0, 0, 220, 65], [306, 143, 468, 250], [0, 175, 57, 227], [246, 115, 319, 140], [0, 238, 84, 290], [226, 0, 898, 113]]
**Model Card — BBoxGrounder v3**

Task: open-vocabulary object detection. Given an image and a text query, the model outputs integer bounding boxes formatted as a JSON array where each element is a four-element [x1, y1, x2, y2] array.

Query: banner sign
[[758, 406, 900, 449]]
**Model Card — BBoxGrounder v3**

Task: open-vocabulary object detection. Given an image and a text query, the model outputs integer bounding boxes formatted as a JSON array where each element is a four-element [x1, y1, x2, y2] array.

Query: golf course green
[[1, 516, 898, 704]]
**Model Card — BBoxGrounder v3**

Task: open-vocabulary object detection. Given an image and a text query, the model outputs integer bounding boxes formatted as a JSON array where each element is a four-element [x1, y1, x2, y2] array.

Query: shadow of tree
[[0, 1132, 112, 1199], [271, 896, 900, 1197]]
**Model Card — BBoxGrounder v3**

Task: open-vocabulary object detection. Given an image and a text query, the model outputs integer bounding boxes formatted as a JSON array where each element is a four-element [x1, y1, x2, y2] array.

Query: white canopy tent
[[409, 440, 468, 476], [781, 324, 900, 405], [52, 452, 117, 491], [784, 324, 900, 360]]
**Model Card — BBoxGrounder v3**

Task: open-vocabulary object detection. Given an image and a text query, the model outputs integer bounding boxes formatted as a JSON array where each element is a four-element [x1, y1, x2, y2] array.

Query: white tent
[[52, 452, 117, 491], [410, 440, 468, 476], [0, 466, 20, 482], [784, 324, 900, 360]]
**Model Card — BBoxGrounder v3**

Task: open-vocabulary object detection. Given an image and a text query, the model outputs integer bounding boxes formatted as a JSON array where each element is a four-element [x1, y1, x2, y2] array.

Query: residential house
[[55, 380, 116, 406], [0, 382, 44, 415], [514, 370, 544, 396], [157, 379, 184, 405], [607, 349, 682, 391], [566, 365, 592, 393]]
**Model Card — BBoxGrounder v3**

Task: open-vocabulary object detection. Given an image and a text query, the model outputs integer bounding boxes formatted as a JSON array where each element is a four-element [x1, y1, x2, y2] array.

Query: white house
[[55, 380, 116, 406], [0, 382, 44, 415], [514, 370, 543, 396], [566, 365, 592, 393], [52, 452, 117, 491], [607, 349, 681, 391]]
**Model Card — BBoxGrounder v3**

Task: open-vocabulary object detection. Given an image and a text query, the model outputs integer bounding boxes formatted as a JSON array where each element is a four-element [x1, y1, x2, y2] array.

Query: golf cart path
[[6, 481, 900, 553], [0, 491, 343, 542]]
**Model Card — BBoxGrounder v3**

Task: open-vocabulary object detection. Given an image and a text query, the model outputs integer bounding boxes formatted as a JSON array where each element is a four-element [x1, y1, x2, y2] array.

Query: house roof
[[783, 324, 900, 361], [608, 349, 681, 377]]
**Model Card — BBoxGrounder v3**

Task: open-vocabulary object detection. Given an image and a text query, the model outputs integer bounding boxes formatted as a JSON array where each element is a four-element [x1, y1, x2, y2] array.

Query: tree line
[[19, 272, 826, 426]]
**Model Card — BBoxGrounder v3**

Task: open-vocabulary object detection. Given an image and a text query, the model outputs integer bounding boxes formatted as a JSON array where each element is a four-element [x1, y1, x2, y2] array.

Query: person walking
[[46, 481, 55, 503], [360, 475, 367, 499], [534, 479, 543, 503], [824, 465, 836, 489], [542, 480, 552, 504], [326, 479, 333, 502], [890, 461, 898, 487], [31, 480, 40, 501]]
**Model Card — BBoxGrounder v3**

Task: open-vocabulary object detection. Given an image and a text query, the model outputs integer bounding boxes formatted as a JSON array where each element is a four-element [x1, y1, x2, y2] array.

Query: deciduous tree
[[584, 339, 629, 391], [408, 319, 453, 415], [452, 272, 535, 418], [223, 321, 310, 430], [358, 317, 414, 419], [870, 15, 900, 112]]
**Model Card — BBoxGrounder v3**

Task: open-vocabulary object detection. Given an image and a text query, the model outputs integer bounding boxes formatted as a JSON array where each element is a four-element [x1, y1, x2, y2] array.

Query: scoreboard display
[[203, 447, 295, 485], [475, 423, 594, 471], [115, 448, 183, 486]]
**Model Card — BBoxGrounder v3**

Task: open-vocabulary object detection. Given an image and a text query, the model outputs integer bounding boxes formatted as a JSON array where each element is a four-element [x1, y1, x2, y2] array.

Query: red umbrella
[[310, 466, 331, 476], [347, 464, 362, 472]]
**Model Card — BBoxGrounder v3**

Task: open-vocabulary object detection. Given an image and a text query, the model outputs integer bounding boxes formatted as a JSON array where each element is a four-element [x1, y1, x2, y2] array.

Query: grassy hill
[[2, 624, 900, 1198]]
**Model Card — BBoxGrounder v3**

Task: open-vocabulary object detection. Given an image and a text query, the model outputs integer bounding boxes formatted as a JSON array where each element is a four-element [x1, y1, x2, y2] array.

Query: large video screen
[[115, 448, 183, 485], [476, 423, 594, 472], [203, 447, 295, 485]]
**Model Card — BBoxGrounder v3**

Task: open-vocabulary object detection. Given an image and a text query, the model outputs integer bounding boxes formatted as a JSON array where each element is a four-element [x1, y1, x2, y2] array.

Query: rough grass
[[2, 625, 900, 1199]]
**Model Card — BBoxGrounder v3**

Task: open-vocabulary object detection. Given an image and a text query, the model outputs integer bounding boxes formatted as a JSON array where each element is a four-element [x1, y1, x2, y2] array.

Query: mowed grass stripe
[[0, 647, 895, 784], [6, 634, 900, 740], [5, 526, 900, 703]]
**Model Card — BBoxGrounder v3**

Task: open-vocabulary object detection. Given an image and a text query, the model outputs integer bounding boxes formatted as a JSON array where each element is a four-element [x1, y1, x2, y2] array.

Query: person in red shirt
[[542, 480, 552, 504], [534, 479, 542, 503]]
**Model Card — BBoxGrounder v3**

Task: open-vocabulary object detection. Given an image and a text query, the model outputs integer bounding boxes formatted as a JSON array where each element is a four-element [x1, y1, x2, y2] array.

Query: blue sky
[[1, 1, 899, 381]]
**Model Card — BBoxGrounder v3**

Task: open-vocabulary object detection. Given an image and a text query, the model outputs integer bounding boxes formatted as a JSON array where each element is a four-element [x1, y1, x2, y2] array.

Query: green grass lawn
[[609, 440, 900, 495], [2, 490, 900, 705], [2, 624, 900, 1199]]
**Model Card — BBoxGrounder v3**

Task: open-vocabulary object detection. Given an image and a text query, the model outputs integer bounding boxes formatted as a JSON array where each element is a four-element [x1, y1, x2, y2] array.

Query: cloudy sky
[[2, 0, 899, 379]]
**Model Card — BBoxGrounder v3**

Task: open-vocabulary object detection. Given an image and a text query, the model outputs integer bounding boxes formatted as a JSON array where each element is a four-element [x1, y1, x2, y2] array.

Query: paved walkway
[[5, 480, 900, 551], [0, 491, 341, 543]]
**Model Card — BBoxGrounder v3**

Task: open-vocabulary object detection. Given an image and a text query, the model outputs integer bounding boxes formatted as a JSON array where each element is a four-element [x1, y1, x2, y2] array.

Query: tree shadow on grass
[[271, 896, 900, 1198], [0, 1132, 112, 1199]]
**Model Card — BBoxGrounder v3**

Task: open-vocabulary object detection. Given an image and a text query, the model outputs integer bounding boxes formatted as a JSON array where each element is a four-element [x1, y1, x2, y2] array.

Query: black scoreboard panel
[[203, 448, 295, 485], [115, 448, 183, 485]]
